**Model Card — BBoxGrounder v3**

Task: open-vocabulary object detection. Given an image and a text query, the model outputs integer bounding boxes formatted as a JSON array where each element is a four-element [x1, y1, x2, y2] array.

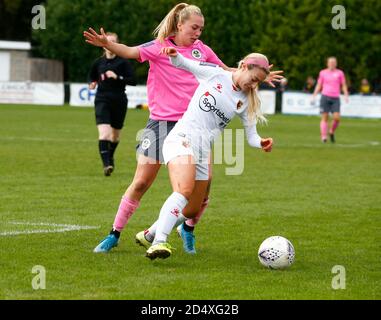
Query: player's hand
[[89, 82, 97, 90], [261, 138, 273, 152], [264, 65, 284, 88], [160, 47, 178, 57], [344, 95, 349, 103], [83, 27, 109, 47], [105, 70, 117, 79]]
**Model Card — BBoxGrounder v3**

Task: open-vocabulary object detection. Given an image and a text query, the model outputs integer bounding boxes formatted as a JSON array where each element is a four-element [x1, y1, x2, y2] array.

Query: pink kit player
[[312, 57, 349, 143]]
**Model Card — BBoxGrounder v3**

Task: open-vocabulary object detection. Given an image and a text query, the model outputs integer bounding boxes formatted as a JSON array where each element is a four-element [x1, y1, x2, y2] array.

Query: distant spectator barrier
[[0, 82, 64, 105], [11, 82, 381, 118], [69, 84, 148, 108], [282, 91, 381, 118], [70, 84, 277, 114]]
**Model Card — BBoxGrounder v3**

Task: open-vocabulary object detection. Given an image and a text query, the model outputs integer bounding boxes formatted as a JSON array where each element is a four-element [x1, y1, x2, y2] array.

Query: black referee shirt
[[88, 56, 136, 96]]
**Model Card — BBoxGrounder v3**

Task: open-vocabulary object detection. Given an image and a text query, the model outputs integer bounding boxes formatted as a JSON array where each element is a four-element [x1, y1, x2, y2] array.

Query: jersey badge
[[191, 49, 202, 59]]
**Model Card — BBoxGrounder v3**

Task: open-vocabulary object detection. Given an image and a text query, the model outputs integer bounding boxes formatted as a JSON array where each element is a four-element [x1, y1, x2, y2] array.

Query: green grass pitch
[[0, 104, 380, 299]]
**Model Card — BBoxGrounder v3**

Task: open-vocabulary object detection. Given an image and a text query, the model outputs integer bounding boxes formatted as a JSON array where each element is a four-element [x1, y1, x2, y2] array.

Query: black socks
[[98, 140, 111, 167], [110, 228, 121, 239], [109, 141, 119, 166]]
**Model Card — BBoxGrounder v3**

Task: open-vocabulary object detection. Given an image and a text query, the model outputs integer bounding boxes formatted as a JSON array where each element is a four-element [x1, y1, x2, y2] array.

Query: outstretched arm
[[238, 111, 273, 152], [265, 65, 284, 88], [161, 47, 221, 81], [244, 124, 273, 152], [219, 63, 283, 87], [83, 27, 140, 60]]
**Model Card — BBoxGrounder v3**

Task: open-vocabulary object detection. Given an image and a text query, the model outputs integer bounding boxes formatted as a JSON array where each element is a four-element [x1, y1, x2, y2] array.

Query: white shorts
[[162, 131, 210, 181]]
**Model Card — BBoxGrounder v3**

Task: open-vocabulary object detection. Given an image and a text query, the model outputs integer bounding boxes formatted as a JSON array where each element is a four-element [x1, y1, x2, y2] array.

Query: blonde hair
[[106, 32, 118, 42], [238, 53, 270, 124], [153, 3, 204, 43]]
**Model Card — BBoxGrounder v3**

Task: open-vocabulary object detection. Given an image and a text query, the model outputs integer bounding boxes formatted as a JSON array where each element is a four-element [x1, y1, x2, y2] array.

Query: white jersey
[[168, 53, 262, 150]]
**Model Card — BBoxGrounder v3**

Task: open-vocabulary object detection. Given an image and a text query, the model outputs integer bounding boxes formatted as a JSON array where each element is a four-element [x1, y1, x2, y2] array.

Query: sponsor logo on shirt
[[192, 49, 202, 59], [199, 91, 231, 126], [213, 83, 223, 93]]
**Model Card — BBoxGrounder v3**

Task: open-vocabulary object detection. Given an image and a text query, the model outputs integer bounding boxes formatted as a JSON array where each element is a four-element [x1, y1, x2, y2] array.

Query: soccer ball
[[258, 236, 295, 269]]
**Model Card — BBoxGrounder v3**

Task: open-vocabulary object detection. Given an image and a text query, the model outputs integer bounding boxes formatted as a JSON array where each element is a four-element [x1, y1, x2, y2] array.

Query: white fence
[[0, 81, 64, 105], [1, 81, 380, 119], [69, 83, 276, 114], [282, 91, 381, 118], [69, 84, 148, 108]]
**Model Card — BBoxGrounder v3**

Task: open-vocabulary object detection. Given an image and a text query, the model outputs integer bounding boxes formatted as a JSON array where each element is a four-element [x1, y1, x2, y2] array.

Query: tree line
[[3, 0, 381, 90]]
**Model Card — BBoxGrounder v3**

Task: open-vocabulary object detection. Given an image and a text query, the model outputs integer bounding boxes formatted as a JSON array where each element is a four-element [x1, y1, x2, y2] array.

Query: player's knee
[[99, 133, 112, 140], [132, 178, 151, 194], [182, 190, 193, 200], [111, 132, 120, 142]]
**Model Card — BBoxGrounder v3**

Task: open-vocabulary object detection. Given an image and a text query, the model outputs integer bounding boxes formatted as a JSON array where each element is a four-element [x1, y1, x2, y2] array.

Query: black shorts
[[320, 95, 340, 114], [95, 94, 127, 129], [136, 119, 177, 163]]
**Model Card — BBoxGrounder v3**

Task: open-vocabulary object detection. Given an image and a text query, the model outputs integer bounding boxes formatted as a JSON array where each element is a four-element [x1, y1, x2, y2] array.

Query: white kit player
[[143, 47, 274, 260]]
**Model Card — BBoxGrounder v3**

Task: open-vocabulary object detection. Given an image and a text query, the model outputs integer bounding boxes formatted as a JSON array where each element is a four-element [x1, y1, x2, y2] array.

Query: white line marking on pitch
[[0, 222, 99, 236], [279, 141, 380, 148]]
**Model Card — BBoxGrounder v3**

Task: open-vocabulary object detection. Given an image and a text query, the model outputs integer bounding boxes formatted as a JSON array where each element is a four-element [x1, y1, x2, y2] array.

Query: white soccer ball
[[258, 236, 295, 269]]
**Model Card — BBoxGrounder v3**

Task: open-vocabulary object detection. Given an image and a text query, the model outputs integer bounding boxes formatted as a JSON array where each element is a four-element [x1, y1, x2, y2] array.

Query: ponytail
[[248, 86, 267, 124], [153, 3, 203, 43]]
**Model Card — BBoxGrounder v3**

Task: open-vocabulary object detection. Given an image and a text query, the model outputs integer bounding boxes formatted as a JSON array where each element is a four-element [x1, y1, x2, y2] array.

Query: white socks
[[146, 213, 187, 242], [152, 192, 188, 245]]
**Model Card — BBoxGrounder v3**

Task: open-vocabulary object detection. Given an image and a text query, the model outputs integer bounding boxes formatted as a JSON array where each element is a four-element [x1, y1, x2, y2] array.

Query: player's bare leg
[[94, 155, 161, 253], [320, 113, 329, 143]]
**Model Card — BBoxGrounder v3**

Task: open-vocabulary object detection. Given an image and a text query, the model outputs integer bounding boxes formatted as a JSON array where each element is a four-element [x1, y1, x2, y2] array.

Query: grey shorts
[[136, 119, 177, 163], [320, 95, 341, 114]]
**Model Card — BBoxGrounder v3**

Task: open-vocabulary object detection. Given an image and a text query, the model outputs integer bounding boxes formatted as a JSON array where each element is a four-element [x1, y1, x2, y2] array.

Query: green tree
[[31, 0, 381, 90]]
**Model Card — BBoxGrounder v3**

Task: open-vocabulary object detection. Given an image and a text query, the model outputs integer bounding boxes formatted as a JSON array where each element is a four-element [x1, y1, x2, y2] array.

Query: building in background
[[0, 40, 63, 82]]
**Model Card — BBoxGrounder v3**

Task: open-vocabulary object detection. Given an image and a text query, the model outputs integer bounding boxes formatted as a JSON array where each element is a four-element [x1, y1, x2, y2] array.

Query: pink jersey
[[318, 68, 346, 98], [137, 37, 223, 121]]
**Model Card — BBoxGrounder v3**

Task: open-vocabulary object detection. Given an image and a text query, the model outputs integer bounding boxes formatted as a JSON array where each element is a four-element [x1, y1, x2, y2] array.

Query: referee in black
[[88, 32, 136, 176]]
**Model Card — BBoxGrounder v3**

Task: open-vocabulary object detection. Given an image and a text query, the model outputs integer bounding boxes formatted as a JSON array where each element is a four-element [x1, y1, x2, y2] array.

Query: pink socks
[[113, 197, 140, 232], [330, 120, 340, 134]]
